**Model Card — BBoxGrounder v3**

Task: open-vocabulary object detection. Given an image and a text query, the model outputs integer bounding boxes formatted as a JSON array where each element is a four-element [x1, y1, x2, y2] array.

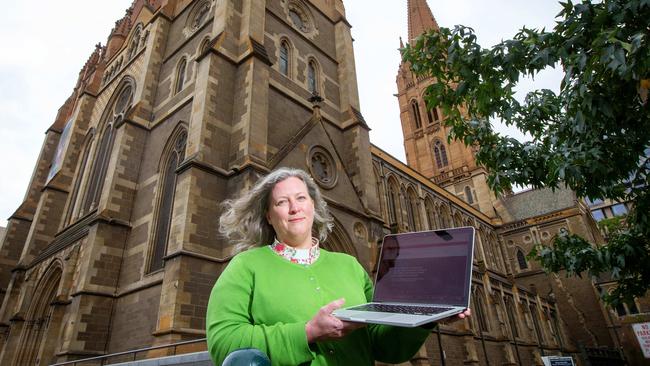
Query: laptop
[[333, 227, 475, 327]]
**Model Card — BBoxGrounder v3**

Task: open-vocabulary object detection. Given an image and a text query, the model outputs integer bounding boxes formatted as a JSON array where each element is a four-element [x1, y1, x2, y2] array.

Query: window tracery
[[433, 140, 449, 168], [150, 128, 187, 272]]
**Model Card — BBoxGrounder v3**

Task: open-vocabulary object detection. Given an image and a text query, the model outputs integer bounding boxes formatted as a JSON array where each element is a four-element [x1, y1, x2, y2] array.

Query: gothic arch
[[433, 139, 449, 168], [490, 232, 506, 271], [530, 302, 545, 346], [464, 185, 474, 204], [439, 203, 451, 228], [405, 186, 420, 230], [373, 164, 386, 222], [277, 37, 294, 78], [323, 219, 357, 256], [81, 77, 135, 215], [424, 196, 437, 230], [306, 57, 320, 95], [410, 99, 423, 129], [463, 217, 474, 228], [148, 123, 188, 272], [174, 56, 188, 94], [14, 262, 64, 366], [453, 212, 463, 227], [385, 175, 401, 227], [504, 296, 520, 338], [198, 35, 212, 56], [479, 228, 496, 268], [516, 246, 528, 270], [472, 286, 491, 333], [63, 128, 95, 226], [96, 76, 136, 136], [128, 23, 143, 59], [421, 91, 440, 123]]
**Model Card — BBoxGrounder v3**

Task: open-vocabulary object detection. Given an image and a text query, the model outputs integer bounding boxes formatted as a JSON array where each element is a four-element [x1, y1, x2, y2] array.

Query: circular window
[[308, 146, 337, 189], [191, 2, 211, 31], [287, 4, 312, 33], [289, 9, 305, 30], [114, 85, 133, 115]]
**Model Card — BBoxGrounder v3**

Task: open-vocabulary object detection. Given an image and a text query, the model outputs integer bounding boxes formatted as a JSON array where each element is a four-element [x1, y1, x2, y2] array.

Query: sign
[[541, 356, 575, 366], [46, 118, 74, 183], [633, 322, 650, 358]]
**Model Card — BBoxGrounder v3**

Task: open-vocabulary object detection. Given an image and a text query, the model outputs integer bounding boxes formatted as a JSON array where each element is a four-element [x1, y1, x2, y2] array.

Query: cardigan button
[[315, 287, 321, 291], [328, 349, 334, 355]]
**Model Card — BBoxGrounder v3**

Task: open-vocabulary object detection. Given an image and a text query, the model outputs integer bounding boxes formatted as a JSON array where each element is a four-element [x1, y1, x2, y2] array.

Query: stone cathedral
[[0, 0, 645, 365]]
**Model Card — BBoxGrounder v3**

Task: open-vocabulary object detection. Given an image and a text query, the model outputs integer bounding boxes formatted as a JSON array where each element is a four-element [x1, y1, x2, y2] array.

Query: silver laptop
[[333, 227, 475, 327]]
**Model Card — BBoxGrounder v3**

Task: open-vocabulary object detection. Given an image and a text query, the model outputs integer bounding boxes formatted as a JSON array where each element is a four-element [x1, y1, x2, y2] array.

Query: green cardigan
[[206, 246, 430, 366]]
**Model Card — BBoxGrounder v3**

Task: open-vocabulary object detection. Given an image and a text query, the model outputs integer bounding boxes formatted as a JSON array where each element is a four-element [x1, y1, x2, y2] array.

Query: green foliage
[[597, 215, 626, 235], [403, 0, 650, 306]]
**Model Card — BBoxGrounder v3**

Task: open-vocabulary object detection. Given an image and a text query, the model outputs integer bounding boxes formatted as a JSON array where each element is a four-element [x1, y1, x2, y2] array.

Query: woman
[[206, 167, 469, 365]]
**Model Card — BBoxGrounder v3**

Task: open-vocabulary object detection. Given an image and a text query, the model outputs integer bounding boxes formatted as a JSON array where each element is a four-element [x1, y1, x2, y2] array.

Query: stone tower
[[397, 0, 500, 218]]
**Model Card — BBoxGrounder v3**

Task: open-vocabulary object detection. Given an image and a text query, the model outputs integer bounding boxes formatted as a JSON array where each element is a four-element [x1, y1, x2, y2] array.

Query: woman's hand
[[306, 298, 365, 343], [439, 308, 472, 325]]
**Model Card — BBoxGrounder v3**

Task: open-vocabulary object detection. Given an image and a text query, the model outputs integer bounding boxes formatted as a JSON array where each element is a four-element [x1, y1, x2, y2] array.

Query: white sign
[[633, 322, 650, 358], [541, 356, 575, 366], [47, 118, 74, 183]]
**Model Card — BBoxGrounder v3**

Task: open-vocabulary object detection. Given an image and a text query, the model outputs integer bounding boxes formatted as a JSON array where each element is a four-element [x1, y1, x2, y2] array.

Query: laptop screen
[[373, 227, 474, 307]]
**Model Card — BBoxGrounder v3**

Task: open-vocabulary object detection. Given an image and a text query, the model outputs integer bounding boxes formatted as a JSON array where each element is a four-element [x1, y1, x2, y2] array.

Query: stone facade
[[0, 0, 646, 365]]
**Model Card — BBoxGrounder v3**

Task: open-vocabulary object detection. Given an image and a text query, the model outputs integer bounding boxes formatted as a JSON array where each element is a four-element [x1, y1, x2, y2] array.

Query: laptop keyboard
[[350, 304, 453, 315]]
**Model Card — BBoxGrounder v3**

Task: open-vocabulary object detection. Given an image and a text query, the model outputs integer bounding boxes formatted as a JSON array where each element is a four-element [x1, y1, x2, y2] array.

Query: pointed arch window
[[128, 25, 142, 59], [406, 189, 419, 230], [387, 179, 399, 226], [424, 198, 436, 230], [150, 129, 187, 272], [14, 266, 63, 365], [64, 131, 94, 225], [530, 304, 545, 345], [434, 140, 449, 168], [464, 186, 474, 204], [175, 58, 187, 94], [279, 41, 290, 76], [517, 248, 528, 270], [83, 123, 115, 213], [505, 297, 520, 338], [474, 289, 490, 332], [199, 37, 212, 55], [427, 107, 440, 123], [82, 82, 133, 215], [440, 205, 451, 228], [411, 100, 422, 129], [307, 60, 318, 94], [491, 233, 506, 271]]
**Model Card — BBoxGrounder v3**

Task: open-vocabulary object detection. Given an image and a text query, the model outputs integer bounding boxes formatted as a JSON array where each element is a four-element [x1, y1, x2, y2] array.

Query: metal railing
[[50, 337, 207, 366]]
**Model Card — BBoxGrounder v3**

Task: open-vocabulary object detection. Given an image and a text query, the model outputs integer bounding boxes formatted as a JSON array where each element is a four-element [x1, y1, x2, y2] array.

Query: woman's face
[[266, 176, 315, 249]]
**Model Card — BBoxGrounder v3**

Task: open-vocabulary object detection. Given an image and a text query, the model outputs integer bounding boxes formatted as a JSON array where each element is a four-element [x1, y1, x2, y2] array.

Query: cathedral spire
[[407, 0, 439, 41]]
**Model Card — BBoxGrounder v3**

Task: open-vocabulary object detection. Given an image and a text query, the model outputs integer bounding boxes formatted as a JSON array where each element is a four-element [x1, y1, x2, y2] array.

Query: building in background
[[0, 0, 645, 365]]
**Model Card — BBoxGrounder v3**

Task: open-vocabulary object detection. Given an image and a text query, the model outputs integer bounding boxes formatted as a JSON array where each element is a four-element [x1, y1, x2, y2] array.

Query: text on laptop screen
[[373, 228, 473, 307]]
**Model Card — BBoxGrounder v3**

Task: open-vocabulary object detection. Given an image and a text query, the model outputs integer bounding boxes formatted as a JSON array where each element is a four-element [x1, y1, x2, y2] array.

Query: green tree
[[402, 0, 649, 307]]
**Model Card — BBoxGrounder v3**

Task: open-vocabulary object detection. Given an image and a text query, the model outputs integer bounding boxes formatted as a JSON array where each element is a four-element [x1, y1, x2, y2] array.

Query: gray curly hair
[[219, 167, 333, 251]]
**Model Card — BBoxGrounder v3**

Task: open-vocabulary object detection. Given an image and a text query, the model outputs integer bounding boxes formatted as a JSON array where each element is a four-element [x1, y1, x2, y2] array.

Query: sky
[[0, 0, 564, 227]]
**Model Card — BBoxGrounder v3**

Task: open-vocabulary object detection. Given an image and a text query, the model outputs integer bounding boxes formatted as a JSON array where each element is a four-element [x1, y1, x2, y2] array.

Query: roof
[[502, 186, 577, 222]]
